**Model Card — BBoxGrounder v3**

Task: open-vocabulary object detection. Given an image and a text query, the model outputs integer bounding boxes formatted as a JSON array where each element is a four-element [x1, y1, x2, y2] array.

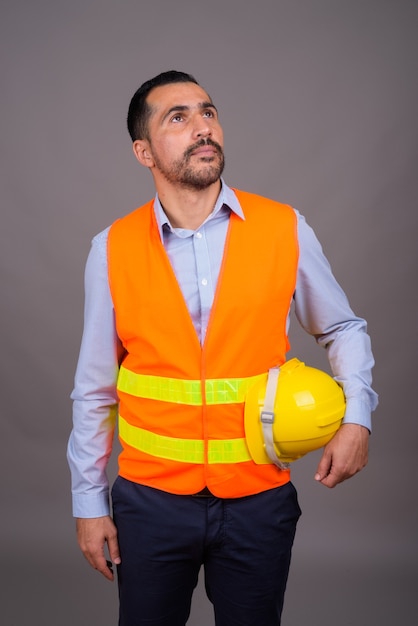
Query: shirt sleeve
[[294, 212, 378, 431], [67, 228, 125, 518]]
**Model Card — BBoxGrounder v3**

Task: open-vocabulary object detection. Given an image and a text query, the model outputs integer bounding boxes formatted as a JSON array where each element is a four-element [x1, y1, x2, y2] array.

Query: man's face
[[140, 82, 225, 190]]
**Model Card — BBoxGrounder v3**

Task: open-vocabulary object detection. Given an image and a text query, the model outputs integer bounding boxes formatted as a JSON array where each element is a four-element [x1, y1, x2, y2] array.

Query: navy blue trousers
[[112, 477, 301, 626]]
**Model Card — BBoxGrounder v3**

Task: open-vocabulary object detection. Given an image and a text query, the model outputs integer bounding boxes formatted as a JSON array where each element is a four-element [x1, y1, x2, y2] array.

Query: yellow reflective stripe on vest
[[117, 366, 264, 405], [119, 416, 252, 464]]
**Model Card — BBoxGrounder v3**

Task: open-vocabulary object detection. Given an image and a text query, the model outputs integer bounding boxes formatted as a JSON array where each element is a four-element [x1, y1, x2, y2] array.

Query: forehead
[[147, 82, 213, 117]]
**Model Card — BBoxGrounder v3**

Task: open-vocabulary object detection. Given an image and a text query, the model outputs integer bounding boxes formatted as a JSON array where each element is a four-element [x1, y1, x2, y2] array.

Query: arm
[[67, 227, 125, 578], [294, 213, 378, 487]]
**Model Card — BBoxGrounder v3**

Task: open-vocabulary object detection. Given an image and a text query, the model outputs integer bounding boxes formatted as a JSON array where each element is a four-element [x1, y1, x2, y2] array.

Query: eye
[[171, 114, 184, 123], [203, 109, 215, 118]]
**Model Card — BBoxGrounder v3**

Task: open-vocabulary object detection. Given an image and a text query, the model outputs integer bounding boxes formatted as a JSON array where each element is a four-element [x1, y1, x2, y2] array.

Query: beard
[[152, 138, 225, 191]]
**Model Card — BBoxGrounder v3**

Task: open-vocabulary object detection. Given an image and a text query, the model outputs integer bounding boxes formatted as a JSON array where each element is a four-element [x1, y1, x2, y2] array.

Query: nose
[[193, 114, 212, 139]]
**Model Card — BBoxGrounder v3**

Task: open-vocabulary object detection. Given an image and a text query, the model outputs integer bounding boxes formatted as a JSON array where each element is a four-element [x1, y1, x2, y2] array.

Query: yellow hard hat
[[244, 358, 345, 468]]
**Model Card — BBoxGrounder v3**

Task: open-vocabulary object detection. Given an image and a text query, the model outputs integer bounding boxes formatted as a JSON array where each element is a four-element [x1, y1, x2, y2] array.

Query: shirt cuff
[[342, 396, 372, 432], [72, 491, 110, 518]]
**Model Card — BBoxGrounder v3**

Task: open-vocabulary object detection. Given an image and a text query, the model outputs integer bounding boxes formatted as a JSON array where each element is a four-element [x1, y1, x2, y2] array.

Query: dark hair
[[127, 70, 199, 142]]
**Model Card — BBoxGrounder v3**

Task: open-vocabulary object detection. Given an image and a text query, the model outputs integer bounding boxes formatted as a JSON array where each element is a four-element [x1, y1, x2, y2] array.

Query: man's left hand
[[315, 423, 369, 488]]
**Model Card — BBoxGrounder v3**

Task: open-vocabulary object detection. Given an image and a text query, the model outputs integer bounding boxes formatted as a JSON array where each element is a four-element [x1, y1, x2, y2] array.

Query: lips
[[191, 145, 218, 157]]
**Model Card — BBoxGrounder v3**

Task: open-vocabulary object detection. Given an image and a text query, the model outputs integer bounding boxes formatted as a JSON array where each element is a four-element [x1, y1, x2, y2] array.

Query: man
[[68, 70, 378, 625]]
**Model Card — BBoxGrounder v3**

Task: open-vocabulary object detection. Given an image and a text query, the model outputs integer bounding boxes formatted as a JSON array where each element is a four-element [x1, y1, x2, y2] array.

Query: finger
[[317, 471, 341, 489], [94, 555, 115, 581]]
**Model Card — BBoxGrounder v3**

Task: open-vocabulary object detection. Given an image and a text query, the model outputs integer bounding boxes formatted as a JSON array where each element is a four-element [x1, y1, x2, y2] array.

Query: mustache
[[184, 138, 223, 159]]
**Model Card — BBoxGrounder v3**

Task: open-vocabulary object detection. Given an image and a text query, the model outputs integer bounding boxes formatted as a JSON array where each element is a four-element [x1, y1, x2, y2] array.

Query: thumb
[[107, 531, 121, 565], [315, 448, 332, 483]]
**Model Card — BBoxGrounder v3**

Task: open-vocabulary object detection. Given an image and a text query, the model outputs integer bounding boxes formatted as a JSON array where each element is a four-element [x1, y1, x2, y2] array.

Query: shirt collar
[[153, 179, 245, 240]]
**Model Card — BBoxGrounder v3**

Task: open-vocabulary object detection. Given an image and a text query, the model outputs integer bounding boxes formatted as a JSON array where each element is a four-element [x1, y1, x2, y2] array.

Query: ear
[[132, 140, 155, 168]]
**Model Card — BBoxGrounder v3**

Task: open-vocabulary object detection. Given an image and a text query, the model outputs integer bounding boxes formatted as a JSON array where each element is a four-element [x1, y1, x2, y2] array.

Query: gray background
[[1, 1, 417, 624]]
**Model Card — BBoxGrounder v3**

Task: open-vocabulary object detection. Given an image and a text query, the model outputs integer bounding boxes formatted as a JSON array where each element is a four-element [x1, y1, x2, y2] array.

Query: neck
[[155, 179, 222, 230]]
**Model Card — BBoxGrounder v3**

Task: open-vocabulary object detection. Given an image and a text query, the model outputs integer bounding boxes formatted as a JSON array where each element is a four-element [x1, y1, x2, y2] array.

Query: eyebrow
[[161, 101, 218, 123]]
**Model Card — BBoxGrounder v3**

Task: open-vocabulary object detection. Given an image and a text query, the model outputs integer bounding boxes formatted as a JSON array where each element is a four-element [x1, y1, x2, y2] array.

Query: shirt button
[[195, 232, 203, 239], [201, 278, 208, 286]]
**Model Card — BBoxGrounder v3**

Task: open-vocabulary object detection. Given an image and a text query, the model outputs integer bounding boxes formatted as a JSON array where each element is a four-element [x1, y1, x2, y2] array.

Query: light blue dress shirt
[[67, 182, 378, 518]]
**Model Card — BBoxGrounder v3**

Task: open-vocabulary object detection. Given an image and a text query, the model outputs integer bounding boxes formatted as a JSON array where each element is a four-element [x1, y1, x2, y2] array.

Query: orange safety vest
[[108, 189, 299, 498]]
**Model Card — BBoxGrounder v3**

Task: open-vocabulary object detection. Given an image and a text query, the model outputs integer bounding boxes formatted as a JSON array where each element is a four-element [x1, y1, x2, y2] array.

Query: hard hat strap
[[260, 366, 290, 471]]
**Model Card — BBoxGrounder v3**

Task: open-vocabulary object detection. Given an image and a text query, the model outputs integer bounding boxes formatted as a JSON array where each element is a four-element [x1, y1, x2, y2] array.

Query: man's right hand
[[76, 516, 121, 581]]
